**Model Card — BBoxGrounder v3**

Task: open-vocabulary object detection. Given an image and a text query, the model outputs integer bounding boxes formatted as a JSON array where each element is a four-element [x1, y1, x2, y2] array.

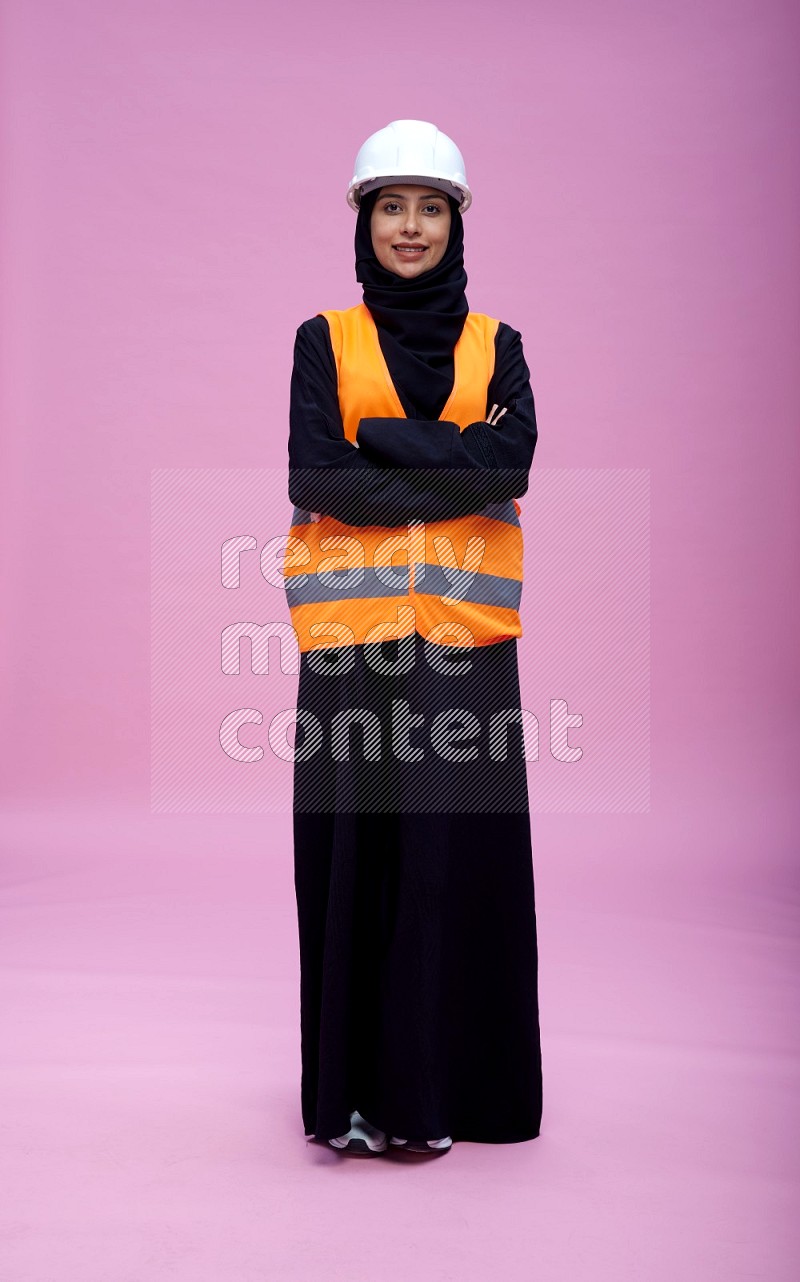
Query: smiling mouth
[[393, 245, 426, 253]]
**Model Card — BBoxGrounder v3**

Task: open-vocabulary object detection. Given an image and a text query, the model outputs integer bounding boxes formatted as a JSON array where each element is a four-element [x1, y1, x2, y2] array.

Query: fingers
[[486, 404, 508, 426]]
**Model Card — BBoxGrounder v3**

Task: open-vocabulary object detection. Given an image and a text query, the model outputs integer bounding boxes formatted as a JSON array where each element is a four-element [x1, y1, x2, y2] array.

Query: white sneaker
[[390, 1135, 453, 1153], [329, 1110, 388, 1155]]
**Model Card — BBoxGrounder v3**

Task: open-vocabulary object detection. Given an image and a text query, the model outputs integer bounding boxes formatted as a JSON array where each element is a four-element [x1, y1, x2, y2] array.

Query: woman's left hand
[[486, 403, 508, 426]]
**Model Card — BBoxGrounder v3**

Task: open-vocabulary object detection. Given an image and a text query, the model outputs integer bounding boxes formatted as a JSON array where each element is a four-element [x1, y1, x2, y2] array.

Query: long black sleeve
[[287, 314, 538, 527], [357, 323, 538, 506]]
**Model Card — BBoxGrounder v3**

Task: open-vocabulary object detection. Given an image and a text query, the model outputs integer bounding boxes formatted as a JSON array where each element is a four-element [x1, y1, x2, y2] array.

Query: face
[[370, 184, 452, 277]]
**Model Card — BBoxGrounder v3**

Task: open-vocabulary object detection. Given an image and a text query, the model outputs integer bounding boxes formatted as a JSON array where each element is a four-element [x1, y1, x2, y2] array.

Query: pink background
[[1, 0, 798, 1278]]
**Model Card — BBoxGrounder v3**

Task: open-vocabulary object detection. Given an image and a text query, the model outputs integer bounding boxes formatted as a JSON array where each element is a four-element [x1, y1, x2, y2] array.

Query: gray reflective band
[[477, 500, 520, 527], [286, 565, 411, 605], [412, 564, 522, 609], [290, 506, 315, 526]]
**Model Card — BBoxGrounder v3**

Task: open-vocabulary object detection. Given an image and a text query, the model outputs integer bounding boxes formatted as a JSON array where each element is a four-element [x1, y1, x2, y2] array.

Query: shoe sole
[[328, 1137, 387, 1155], [391, 1138, 452, 1154]]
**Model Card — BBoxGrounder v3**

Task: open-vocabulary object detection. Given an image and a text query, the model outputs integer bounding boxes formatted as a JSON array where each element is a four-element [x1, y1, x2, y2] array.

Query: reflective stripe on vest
[[285, 302, 524, 652]]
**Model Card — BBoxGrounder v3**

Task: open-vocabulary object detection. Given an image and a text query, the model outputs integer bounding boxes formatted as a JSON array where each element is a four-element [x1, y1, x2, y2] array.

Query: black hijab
[[354, 187, 469, 421]]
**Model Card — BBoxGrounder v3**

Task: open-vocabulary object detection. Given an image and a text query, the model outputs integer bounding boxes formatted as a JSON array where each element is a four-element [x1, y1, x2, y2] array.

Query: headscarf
[[354, 187, 470, 421]]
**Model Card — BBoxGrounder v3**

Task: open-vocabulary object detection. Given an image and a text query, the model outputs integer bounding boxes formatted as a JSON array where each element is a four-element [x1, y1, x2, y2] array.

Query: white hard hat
[[347, 119, 472, 214]]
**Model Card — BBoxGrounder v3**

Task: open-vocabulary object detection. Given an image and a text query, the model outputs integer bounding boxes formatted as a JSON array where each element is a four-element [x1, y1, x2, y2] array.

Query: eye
[[383, 202, 401, 212], [424, 204, 442, 214]]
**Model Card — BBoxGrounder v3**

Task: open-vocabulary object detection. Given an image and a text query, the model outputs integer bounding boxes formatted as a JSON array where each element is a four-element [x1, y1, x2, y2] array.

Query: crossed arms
[[287, 315, 538, 528]]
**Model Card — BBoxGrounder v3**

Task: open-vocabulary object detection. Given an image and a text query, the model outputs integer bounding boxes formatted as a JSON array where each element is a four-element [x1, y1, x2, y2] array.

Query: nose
[[400, 208, 421, 235]]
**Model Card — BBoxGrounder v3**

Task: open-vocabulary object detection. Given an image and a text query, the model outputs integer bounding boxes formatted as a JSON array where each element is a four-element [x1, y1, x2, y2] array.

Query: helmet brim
[[347, 175, 472, 214]]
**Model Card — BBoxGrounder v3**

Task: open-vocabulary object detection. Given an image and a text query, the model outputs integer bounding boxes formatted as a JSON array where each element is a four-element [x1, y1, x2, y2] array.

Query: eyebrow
[[378, 192, 446, 202]]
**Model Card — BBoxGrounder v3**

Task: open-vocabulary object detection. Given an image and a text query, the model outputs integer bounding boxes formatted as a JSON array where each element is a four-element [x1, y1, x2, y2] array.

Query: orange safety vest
[[284, 302, 524, 652]]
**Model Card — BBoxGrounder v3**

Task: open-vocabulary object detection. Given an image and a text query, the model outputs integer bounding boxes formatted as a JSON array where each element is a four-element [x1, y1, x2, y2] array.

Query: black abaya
[[293, 633, 543, 1144]]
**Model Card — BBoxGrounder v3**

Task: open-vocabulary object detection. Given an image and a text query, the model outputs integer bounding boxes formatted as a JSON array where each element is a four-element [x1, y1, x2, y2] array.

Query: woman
[[285, 120, 542, 1156]]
